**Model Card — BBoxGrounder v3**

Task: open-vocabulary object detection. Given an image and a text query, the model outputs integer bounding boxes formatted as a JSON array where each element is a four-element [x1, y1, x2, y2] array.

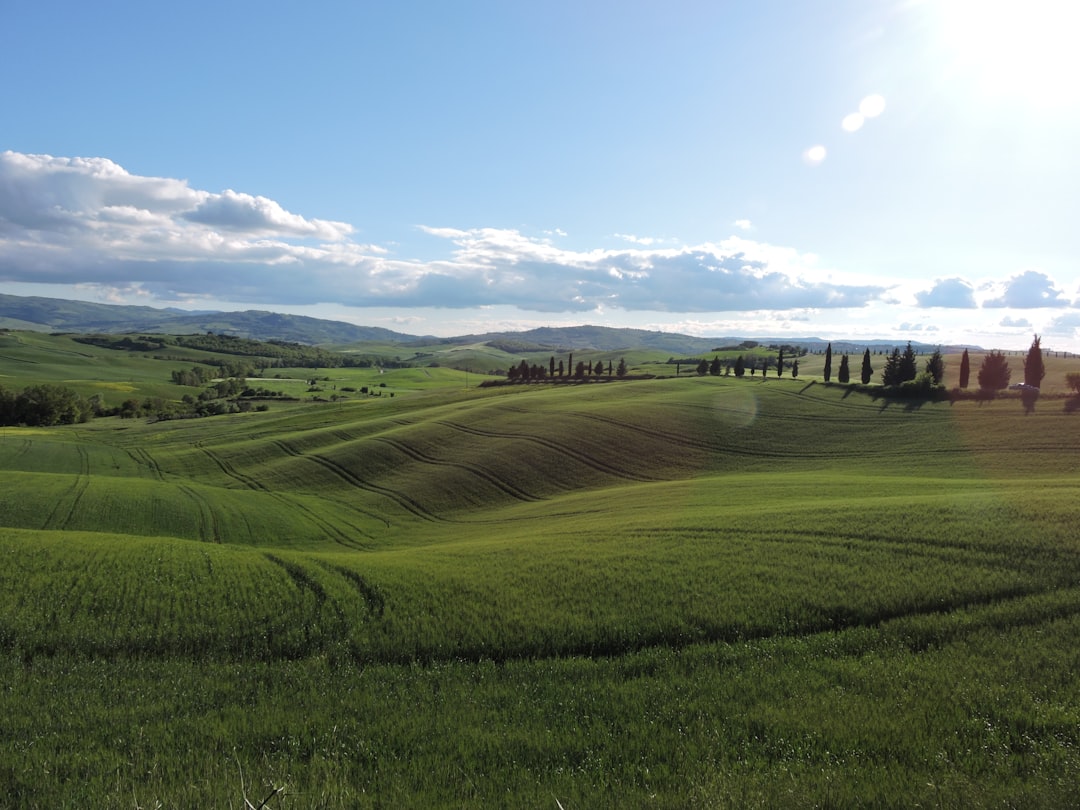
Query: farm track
[[314, 560, 386, 618], [371, 436, 542, 503], [198, 443, 370, 549], [178, 485, 222, 544], [42, 445, 90, 530], [127, 447, 166, 482], [434, 419, 658, 483], [271, 439, 447, 525]]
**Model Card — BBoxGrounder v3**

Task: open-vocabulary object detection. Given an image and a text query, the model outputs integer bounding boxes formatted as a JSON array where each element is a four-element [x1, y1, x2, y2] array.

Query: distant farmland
[[2, 340, 1080, 807]]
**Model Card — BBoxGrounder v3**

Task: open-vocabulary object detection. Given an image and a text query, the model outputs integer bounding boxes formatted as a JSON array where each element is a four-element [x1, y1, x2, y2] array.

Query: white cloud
[[732, 219, 752, 231], [999, 316, 1032, 328], [0, 150, 890, 314], [983, 270, 1069, 308], [915, 277, 977, 308], [184, 189, 352, 240], [614, 233, 657, 246]]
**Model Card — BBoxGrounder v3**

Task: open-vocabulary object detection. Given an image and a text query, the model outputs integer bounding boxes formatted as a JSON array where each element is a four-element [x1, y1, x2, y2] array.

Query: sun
[[937, 0, 1080, 108]]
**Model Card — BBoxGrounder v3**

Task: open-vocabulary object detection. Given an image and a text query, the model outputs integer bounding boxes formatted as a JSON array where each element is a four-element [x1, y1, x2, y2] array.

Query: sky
[[2, 0, 1079, 349]]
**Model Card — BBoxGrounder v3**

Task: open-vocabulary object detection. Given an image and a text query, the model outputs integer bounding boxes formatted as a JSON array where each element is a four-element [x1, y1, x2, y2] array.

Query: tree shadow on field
[[1065, 396, 1080, 414], [798, 381, 816, 395]]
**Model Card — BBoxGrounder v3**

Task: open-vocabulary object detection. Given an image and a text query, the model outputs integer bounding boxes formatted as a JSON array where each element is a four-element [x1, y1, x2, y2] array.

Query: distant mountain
[[0, 293, 977, 353], [0, 294, 428, 345], [446, 326, 971, 356]]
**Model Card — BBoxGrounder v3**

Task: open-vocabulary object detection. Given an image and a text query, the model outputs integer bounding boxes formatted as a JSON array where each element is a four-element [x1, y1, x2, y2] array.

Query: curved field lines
[[41, 445, 90, 531], [434, 419, 658, 484], [272, 438, 448, 525]]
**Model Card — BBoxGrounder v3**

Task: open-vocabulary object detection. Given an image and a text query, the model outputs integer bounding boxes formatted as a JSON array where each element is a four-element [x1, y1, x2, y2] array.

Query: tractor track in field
[[44, 445, 91, 530], [179, 485, 222, 543], [271, 439, 440, 525], [568, 411, 723, 453], [434, 419, 658, 483], [314, 560, 386, 618], [127, 448, 166, 482], [371, 436, 542, 503], [198, 443, 370, 549]]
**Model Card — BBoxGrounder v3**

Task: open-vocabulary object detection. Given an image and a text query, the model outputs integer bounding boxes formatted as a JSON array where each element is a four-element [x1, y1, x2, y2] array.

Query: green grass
[[3, 363, 1080, 806]]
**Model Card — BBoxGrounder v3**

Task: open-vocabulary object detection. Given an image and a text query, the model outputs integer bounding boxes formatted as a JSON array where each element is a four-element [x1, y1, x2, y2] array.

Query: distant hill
[[0, 294, 428, 345], [0, 293, 974, 353]]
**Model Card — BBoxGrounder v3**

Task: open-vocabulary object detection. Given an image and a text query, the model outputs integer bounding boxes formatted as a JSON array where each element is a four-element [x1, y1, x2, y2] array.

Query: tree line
[[507, 355, 628, 382]]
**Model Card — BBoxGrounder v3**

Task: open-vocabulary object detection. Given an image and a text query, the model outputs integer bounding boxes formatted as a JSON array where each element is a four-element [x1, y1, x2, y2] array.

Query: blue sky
[[2, 0, 1079, 349]]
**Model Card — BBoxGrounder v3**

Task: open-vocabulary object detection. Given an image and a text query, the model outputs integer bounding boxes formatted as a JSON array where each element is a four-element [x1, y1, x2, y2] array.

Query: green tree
[[959, 349, 970, 389], [899, 342, 918, 383], [823, 343, 832, 382], [860, 348, 873, 385], [1023, 334, 1045, 388], [696, 359, 708, 376], [776, 347, 784, 377], [837, 354, 850, 384], [709, 356, 722, 376], [733, 356, 746, 378], [14, 384, 90, 426], [791, 359, 799, 379], [616, 358, 627, 378], [924, 348, 945, 385], [575, 361, 586, 379], [549, 356, 556, 378], [881, 348, 902, 386], [594, 361, 605, 378], [977, 351, 1011, 391]]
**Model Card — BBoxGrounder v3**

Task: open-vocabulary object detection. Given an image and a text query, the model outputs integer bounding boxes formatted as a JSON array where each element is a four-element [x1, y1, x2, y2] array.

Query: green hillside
[[2, 353, 1080, 806]]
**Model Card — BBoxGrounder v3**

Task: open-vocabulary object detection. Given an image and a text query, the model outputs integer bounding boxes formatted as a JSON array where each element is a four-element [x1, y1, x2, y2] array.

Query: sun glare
[[938, 0, 1080, 107]]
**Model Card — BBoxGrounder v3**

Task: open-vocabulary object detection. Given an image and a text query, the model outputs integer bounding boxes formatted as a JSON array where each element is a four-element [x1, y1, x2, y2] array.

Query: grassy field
[[2, 336, 1080, 806]]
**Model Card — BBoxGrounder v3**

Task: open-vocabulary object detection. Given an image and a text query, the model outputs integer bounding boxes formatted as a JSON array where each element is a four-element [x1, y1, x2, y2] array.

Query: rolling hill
[[2, 363, 1080, 805]]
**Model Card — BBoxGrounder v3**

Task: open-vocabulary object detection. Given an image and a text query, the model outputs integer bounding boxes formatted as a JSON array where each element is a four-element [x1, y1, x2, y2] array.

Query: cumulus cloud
[[914, 277, 976, 308], [184, 189, 352, 240], [983, 270, 1069, 308], [732, 219, 752, 231], [1045, 313, 1080, 338], [999, 316, 1032, 328], [0, 150, 889, 313]]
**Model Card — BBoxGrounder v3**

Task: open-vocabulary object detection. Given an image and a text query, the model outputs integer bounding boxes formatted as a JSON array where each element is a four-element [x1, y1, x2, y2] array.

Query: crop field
[[2, 348, 1080, 806]]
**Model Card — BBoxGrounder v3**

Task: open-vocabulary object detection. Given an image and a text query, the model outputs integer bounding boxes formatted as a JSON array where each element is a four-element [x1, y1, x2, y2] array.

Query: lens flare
[[842, 112, 865, 132], [803, 144, 827, 165], [859, 94, 886, 118]]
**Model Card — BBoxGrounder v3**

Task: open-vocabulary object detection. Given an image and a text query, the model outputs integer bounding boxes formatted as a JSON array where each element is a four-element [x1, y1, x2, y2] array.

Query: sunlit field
[[3, 360, 1080, 806]]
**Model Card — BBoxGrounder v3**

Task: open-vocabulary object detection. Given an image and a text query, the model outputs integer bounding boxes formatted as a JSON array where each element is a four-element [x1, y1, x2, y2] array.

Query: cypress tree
[[882, 348, 902, 386], [860, 348, 873, 385], [776, 347, 784, 377], [925, 348, 945, 385], [823, 343, 832, 382], [838, 354, 850, 384], [899, 342, 918, 382], [959, 349, 970, 389], [1023, 334, 1045, 387]]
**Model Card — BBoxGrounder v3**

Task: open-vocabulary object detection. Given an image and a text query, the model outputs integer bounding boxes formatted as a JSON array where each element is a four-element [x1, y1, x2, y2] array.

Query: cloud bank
[[0, 150, 889, 313]]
